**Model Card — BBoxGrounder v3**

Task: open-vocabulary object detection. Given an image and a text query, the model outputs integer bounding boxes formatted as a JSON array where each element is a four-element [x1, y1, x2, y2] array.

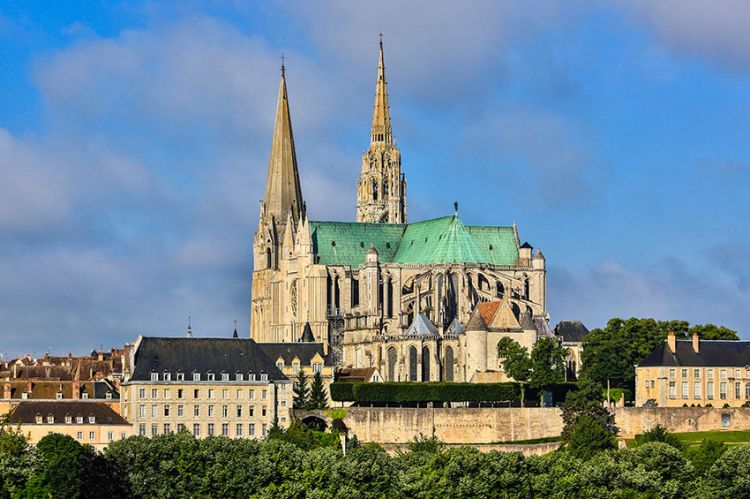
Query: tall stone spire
[[262, 62, 304, 227], [357, 36, 407, 224], [370, 35, 392, 147]]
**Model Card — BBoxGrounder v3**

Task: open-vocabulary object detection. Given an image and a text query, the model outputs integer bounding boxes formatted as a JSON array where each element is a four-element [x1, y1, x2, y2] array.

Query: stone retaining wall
[[612, 407, 750, 437], [299, 407, 750, 449]]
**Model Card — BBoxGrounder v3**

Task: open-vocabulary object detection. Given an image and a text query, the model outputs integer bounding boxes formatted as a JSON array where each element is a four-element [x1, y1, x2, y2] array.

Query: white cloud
[[622, 0, 750, 71], [549, 256, 750, 335]]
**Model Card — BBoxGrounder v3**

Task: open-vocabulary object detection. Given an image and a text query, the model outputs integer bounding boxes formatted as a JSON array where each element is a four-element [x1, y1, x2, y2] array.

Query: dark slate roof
[[299, 323, 315, 342], [554, 320, 590, 343], [93, 380, 119, 400], [258, 343, 330, 366], [638, 340, 750, 368], [130, 337, 286, 381], [8, 401, 129, 425], [520, 242, 533, 249]]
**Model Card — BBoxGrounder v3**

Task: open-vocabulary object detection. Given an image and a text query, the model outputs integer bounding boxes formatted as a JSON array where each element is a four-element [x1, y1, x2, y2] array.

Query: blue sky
[[1, 1, 749, 356]]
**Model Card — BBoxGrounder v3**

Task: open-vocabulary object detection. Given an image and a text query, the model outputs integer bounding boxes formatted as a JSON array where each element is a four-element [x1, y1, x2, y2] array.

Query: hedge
[[330, 382, 521, 403]]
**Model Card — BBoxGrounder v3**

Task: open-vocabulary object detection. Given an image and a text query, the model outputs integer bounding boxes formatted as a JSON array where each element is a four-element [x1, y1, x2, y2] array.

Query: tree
[[684, 439, 727, 475], [497, 337, 531, 406], [0, 426, 35, 498], [635, 424, 682, 450], [697, 445, 750, 497], [294, 369, 310, 409], [529, 337, 566, 396], [689, 323, 738, 340], [565, 415, 617, 460], [23, 433, 99, 499], [561, 379, 618, 444], [308, 371, 329, 410]]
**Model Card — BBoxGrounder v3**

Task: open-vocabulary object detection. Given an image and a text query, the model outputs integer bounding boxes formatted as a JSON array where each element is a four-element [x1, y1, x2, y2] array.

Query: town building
[[636, 332, 750, 407], [120, 336, 293, 439], [0, 350, 125, 417], [250, 38, 549, 382], [553, 320, 590, 381], [7, 400, 132, 451], [257, 323, 335, 400]]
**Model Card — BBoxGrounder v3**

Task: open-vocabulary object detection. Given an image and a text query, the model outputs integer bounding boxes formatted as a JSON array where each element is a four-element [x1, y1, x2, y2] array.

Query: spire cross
[[280, 52, 285, 75], [379, 32, 383, 45]]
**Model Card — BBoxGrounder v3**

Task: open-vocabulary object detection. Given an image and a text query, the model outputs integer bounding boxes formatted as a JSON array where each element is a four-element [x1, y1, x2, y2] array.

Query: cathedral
[[251, 40, 550, 383]]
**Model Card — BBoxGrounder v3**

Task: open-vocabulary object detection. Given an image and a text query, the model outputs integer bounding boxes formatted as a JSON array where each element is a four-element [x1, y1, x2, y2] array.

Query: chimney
[[692, 333, 700, 353], [667, 331, 676, 353]]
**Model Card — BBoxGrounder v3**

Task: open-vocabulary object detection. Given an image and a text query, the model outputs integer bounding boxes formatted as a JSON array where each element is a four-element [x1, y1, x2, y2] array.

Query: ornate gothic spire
[[370, 35, 392, 147], [262, 61, 304, 226]]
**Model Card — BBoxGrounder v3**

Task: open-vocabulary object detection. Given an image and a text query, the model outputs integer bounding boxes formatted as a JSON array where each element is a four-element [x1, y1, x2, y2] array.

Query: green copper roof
[[309, 215, 518, 267], [309, 221, 404, 267]]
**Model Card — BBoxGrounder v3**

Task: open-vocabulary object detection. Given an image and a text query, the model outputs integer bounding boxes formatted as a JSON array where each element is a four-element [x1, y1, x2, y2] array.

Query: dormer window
[[22, 393, 28, 400], [193, 372, 200, 381], [82, 393, 89, 400], [150, 372, 158, 381], [35, 415, 43, 424], [65, 415, 72, 424], [276, 362, 284, 370], [89, 416, 96, 424], [176, 372, 185, 381], [313, 363, 322, 373], [105, 392, 112, 400], [207, 373, 215, 381], [76, 416, 84, 424], [293, 363, 300, 374], [56, 392, 63, 400], [236, 373, 244, 381], [47, 415, 54, 424], [221, 372, 229, 382], [248, 373, 256, 381], [163, 372, 171, 381], [260, 373, 268, 381]]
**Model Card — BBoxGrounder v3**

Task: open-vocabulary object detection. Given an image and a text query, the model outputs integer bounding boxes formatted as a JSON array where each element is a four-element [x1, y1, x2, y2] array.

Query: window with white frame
[[260, 373, 268, 381], [313, 363, 322, 373], [236, 373, 244, 381], [163, 372, 171, 381], [207, 373, 215, 381], [669, 381, 676, 399], [151, 372, 158, 381], [193, 372, 200, 381], [89, 416, 96, 424], [222, 373, 229, 381]]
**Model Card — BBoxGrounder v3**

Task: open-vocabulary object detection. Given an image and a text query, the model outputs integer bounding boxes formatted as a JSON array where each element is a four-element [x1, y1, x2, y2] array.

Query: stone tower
[[254, 63, 305, 272], [356, 37, 407, 224], [251, 63, 305, 339]]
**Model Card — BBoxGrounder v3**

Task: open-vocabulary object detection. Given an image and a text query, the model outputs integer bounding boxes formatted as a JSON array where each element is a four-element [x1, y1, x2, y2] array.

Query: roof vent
[[386, 242, 391, 249], [331, 241, 336, 247], [489, 245, 493, 251], [360, 242, 364, 248]]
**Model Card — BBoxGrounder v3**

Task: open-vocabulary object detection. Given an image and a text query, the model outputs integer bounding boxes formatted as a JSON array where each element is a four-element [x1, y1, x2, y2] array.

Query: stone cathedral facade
[[251, 40, 550, 383]]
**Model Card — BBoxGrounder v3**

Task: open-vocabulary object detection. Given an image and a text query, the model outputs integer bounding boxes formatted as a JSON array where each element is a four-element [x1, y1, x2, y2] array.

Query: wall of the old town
[[612, 407, 750, 437], [301, 407, 750, 446]]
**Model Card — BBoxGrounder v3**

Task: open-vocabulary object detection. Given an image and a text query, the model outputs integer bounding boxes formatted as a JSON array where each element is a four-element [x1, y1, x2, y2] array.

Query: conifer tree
[[294, 370, 310, 409], [308, 371, 328, 410]]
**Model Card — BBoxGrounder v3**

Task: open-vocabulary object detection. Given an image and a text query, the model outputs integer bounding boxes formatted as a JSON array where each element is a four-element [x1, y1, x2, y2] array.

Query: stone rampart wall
[[612, 407, 750, 437], [341, 407, 563, 444], [300, 407, 750, 448]]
